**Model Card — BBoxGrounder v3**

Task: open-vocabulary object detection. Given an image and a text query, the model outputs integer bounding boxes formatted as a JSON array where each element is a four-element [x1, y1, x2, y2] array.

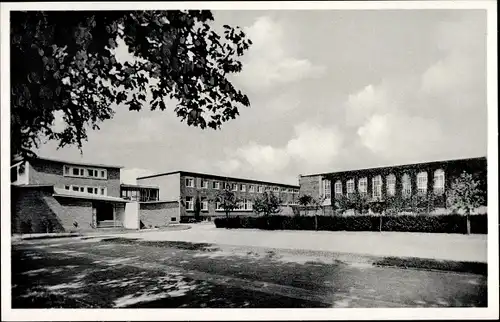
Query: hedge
[[214, 214, 487, 234]]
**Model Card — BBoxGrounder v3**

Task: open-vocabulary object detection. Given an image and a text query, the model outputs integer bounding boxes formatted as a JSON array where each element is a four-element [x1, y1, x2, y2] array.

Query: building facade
[[137, 171, 300, 222], [10, 156, 138, 233], [299, 157, 487, 215]]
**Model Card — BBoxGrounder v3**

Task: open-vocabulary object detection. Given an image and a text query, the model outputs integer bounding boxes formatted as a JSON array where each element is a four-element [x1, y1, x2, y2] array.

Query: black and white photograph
[[1, 1, 498, 321]]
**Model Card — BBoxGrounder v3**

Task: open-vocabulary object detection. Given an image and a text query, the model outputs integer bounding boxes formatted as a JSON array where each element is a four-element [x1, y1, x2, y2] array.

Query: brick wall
[[179, 173, 299, 220], [140, 201, 179, 228], [299, 175, 322, 199], [11, 186, 94, 233], [28, 159, 121, 197]]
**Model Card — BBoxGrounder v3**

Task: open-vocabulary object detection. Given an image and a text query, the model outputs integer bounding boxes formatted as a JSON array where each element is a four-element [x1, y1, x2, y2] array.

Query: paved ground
[[100, 222, 488, 262], [12, 235, 487, 308]]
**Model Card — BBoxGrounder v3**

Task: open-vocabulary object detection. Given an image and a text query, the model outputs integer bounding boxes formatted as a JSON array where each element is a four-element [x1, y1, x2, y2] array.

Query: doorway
[[93, 202, 114, 227]]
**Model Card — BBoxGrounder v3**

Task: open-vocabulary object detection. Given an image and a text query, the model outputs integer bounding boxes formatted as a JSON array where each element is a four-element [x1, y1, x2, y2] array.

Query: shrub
[[213, 214, 487, 234]]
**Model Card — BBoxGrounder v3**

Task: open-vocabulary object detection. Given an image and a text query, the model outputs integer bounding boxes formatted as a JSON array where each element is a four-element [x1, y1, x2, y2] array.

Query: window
[[216, 201, 224, 211], [434, 169, 445, 195], [185, 196, 194, 210], [185, 178, 194, 188], [358, 177, 368, 195], [65, 185, 70, 190], [201, 198, 209, 211], [372, 175, 382, 199], [402, 173, 412, 197], [417, 172, 428, 195], [240, 184, 246, 192], [334, 180, 342, 197], [213, 181, 220, 189], [64, 165, 107, 179], [87, 187, 94, 194], [346, 179, 355, 197], [273, 187, 280, 193], [171, 217, 177, 222], [386, 174, 396, 196], [249, 185, 255, 193], [100, 187, 106, 195], [201, 179, 209, 189], [246, 199, 253, 210], [231, 183, 238, 191], [258, 186, 263, 193], [225, 183, 231, 189], [72, 186, 79, 192]]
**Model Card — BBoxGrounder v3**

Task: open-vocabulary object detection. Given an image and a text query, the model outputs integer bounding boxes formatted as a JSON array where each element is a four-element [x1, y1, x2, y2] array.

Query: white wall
[[137, 173, 180, 201], [115, 202, 139, 229]]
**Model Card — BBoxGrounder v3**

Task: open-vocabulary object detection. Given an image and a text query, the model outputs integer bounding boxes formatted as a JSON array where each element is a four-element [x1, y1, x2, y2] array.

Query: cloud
[[286, 123, 344, 168], [357, 113, 444, 161], [237, 16, 326, 91], [121, 168, 155, 184], [217, 122, 343, 181]]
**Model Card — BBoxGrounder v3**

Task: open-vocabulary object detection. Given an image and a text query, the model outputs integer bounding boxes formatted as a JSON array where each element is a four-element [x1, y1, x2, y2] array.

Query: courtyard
[[11, 224, 487, 308]]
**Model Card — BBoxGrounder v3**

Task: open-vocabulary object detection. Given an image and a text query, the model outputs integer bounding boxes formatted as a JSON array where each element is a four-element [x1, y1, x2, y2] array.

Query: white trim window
[[322, 179, 331, 199], [402, 173, 412, 197], [201, 198, 209, 211], [334, 180, 342, 198], [216, 201, 224, 211], [273, 187, 280, 193], [185, 196, 194, 211], [246, 199, 253, 210], [64, 165, 107, 179], [240, 184, 246, 192], [346, 179, 355, 198], [372, 175, 382, 199], [185, 178, 195, 188], [417, 172, 428, 195], [201, 179, 209, 189], [65, 185, 107, 195], [249, 185, 255, 193], [386, 174, 396, 196], [231, 183, 238, 191], [258, 186, 263, 193], [358, 177, 368, 195], [213, 181, 220, 189], [433, 169, 445, 195]]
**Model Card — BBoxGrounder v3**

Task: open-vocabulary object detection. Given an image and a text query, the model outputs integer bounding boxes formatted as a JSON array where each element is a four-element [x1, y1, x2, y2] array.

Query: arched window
[[346, 179, 355, 198], [402, 173, 411, 197], [358, 177, 368, 195], [434, 169, 445, 195], [417, 172, 428, 195], [322, 179, 331, 200], [334, 180, 342, 198], [386, 174, 396, 196], [372, 175, 382, 199]]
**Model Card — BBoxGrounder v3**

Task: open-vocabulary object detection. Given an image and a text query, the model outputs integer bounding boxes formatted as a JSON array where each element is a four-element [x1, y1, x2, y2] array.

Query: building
[[299, 156, 487, 215], [10, 156, 139, 233], [137, 171, 300, 222]]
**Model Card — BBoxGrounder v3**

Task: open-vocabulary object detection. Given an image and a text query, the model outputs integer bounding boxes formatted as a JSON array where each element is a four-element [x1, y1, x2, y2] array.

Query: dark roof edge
[[299, 156, 488, 178], [137, 170, 299, 188], [24, 156, 124, 169]]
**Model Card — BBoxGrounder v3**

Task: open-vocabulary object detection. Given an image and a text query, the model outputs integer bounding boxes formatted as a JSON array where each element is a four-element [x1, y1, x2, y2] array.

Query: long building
[[299, 156, 487, 215], [137, 171, 300, 222]]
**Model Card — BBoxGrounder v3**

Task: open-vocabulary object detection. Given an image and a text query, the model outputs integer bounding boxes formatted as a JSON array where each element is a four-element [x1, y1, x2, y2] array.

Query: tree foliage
[[215, 186, 239, 219], [253, 192, 282, 217], [447, 172, 485, 215], [11, 10, 252, 159]]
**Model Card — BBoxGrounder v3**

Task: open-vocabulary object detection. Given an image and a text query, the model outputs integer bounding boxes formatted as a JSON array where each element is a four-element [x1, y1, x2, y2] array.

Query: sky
[[37, 9, 488, 185]]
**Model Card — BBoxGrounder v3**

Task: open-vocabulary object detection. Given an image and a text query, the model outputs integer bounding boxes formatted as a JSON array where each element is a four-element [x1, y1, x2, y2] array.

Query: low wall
[[140, 201, 179, 228]]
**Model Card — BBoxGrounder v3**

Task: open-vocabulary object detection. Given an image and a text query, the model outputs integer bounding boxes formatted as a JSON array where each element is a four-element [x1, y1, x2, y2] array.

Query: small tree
[[297, 194, 313, 216], [253, 192, 282, 217], [447, 172, 485, 234], [215, 186, 239, 220], [194, 196, 202, 222]]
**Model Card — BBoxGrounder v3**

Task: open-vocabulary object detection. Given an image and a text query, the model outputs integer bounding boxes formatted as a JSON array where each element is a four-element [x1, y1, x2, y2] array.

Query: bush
[[214, 214, 487, 234]]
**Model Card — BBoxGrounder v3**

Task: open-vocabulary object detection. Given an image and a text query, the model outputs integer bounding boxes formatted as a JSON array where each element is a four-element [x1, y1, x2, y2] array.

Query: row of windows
[[184, 197, 254, 211], [63, 165, 108, 179], [324, 169, 446, 199], [184, 177, 299, 194], [64, 185, 107, 196]]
